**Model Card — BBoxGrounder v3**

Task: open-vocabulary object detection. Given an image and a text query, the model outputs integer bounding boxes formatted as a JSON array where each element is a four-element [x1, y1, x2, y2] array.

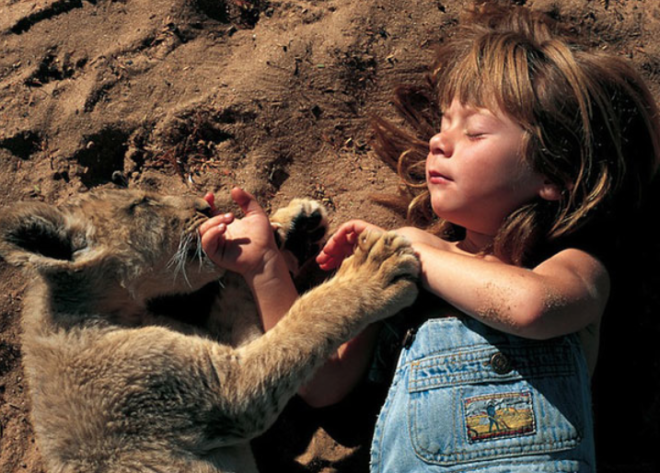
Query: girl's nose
[[429, 131, 452, 157]]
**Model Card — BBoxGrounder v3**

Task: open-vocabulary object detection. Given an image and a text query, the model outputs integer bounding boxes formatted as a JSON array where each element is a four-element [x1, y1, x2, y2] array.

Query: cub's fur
[[0, 189, 419, 473]]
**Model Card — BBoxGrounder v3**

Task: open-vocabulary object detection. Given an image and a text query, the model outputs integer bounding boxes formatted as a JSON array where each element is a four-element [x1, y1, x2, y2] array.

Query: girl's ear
[[538, 179, 563, 202]]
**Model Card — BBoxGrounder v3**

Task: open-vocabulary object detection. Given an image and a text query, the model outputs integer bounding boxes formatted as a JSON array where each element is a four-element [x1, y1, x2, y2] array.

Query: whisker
[[166, 215, 210, 288], [195, 232, 205, 270], [167, 230, 195, 287]]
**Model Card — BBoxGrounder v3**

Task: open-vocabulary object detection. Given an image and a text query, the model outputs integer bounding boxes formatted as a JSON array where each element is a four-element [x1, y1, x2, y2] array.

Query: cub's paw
[[270, 199, 328, 275], [338, 230, 420, 319]]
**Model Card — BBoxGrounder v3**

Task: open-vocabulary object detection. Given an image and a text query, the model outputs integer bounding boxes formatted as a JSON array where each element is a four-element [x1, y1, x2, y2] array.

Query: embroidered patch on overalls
[[463, 391, 536, 442]]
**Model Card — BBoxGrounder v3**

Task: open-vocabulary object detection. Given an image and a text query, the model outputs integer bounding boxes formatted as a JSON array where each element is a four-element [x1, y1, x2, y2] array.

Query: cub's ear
[[0, 203, 85, 267]]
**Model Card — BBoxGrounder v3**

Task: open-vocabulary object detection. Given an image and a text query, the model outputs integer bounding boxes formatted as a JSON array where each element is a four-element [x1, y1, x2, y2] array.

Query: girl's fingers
[[203, 192, 217, 215], [321, 223, 365, 256], [316, 220, 384, 271], [200, 225, 219, 256], [322, 232, 354, 257], [198, 213, 234, 235], [316, 231, 357, 270], [231, 187, 266, 218], [315, 251, 335, 268], [316, 258, 340, 271], [200, 223, 229, 257]]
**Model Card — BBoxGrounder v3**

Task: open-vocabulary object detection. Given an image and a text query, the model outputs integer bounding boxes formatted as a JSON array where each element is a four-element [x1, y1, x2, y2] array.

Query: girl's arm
[[296, 219, 389, 408], [321, 222, 610, 340], [297, 323, 381, 407], [412, 242, 610, 340], [199, 188, 298, 331], [243, 250, 299, 332]]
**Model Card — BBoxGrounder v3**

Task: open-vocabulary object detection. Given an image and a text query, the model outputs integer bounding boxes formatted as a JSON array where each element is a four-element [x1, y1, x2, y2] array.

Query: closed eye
[[465, 132, 487, 140], [127, 196, 155, 213]]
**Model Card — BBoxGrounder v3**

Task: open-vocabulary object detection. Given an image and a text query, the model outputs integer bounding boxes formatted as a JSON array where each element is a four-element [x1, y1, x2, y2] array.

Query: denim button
[[490, 352, 512, 374], [402, 327, 418, 349]]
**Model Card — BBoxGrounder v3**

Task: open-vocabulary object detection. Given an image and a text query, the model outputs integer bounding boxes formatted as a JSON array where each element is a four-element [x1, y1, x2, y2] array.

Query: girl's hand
[[199, 188, 280, 278], [316, 219, 384, 271]]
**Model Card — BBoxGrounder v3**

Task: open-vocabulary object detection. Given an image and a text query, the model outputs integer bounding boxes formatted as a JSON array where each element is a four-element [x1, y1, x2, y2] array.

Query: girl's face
[[427, 98, 548, 237]]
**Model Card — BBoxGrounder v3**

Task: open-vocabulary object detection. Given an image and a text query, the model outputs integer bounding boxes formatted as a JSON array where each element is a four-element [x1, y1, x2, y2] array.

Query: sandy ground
[[1, 0, 659, 472]]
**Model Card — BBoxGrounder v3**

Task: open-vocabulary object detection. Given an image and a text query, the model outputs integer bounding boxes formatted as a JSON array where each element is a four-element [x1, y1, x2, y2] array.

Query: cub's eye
[[127, 196, 153, 213]]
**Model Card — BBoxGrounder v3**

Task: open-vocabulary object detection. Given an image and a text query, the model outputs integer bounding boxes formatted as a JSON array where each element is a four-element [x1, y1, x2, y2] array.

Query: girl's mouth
[[428, 170, 452, 184]]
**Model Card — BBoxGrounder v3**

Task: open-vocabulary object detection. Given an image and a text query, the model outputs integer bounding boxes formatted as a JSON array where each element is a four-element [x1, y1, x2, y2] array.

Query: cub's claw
[[271, 199, 328, 274], [337, 230, 420, 320]]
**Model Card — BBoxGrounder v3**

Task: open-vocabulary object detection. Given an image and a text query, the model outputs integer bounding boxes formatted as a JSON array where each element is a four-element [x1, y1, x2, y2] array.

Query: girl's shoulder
[[535, 245, 610, 277]]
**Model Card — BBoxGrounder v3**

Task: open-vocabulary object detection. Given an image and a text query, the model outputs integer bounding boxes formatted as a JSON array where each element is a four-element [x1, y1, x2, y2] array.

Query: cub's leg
[[209, 230, 419, 440], [270, 198, 328, 275]]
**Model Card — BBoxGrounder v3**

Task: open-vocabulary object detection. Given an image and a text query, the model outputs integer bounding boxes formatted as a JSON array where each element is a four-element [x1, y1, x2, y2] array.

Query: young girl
[[311, 3, 660, 472], [201, 3, 660, 472]]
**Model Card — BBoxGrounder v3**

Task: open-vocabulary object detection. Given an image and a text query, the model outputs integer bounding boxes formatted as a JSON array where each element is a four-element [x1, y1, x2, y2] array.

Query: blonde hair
[[373, 2, 660, 265]]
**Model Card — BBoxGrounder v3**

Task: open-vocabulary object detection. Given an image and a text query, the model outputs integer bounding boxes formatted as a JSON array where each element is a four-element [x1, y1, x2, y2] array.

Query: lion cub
[[0, 189, 419, 473]]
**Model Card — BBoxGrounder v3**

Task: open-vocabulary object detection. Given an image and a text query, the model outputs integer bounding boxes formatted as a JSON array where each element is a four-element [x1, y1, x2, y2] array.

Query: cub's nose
[[194, 199, 213, 218]]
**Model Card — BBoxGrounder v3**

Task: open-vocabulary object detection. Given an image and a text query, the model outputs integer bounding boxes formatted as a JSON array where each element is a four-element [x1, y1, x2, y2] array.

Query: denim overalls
[[370, 317, 595, 472]]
